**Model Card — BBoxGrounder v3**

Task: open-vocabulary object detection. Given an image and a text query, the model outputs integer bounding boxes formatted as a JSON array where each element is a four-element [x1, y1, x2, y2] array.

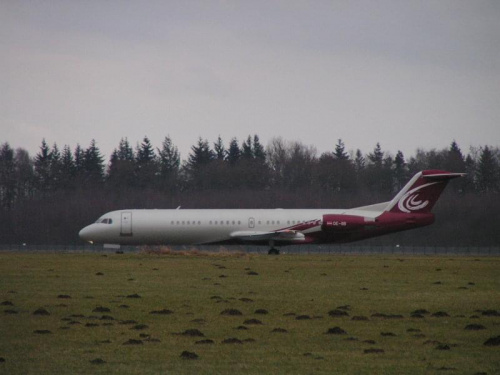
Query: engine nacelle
[[322, 214, 372, 232]]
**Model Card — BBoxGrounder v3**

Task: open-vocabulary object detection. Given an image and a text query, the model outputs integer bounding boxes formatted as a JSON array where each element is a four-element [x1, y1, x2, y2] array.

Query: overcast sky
[[1, 1, 499, 162]]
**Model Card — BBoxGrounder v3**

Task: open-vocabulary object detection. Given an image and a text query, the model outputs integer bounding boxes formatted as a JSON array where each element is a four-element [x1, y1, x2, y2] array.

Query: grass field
[[0, 251, 499, 374]]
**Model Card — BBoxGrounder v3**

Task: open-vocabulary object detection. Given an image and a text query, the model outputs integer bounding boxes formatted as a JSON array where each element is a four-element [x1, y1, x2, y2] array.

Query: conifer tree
[[227, 138, 241, 166], [214, 136, 226, 161], [34, 139, 52, 192], [393, 150, 407, 191], [83, 139, 105, 186], [158, 136, 180, 191], [334, 139, 349, 160], [241, 135, 253, 160], [0, 143, 16, 208], [476, 146, 499, 192]]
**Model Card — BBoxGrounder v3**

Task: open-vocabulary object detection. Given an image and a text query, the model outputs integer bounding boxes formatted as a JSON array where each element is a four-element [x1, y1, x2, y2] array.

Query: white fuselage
[[79, 208, 376, 246]]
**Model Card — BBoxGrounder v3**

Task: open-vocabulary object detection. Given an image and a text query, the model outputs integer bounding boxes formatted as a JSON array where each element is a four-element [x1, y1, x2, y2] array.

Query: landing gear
[[267, 240, 280, 255]]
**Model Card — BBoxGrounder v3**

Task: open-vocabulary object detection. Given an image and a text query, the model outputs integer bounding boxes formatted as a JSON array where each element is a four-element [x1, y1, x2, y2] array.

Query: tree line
[[0, 136, 499, 246]]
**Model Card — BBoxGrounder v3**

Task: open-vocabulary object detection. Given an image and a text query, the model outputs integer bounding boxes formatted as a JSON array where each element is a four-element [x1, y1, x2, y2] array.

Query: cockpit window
[[96, 218, 113, 224]]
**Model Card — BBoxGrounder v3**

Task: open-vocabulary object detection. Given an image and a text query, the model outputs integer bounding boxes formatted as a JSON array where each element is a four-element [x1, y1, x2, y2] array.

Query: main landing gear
[[267, 240, 280, 255]]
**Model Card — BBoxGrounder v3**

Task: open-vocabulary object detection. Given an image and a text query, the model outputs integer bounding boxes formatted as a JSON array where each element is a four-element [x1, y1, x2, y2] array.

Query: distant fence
[[0, 244, 499, 256]]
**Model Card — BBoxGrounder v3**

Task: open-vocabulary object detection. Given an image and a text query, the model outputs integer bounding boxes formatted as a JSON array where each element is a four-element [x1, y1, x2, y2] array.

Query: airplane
[[79, 170, 464, 254]]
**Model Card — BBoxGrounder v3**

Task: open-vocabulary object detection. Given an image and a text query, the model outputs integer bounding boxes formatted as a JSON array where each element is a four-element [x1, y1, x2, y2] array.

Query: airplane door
[[248, 217, 255, 228], [121, 212, 133, 236]]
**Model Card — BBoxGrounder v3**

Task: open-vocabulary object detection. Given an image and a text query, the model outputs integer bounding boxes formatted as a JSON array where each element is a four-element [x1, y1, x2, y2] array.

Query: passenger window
[[198, 221, 201, 225], [109, 219, 112, 224]]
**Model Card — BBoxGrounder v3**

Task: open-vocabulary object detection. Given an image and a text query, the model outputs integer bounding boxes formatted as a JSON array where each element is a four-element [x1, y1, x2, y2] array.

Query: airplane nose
[[79, 225, 94, 242]]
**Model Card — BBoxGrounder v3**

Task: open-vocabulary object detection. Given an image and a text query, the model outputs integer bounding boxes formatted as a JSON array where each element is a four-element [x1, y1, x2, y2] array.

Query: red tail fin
[[386, 170, 464, 214]]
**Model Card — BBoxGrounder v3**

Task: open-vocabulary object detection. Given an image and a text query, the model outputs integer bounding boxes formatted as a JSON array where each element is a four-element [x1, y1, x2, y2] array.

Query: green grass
[[0, 251, 499, 374]]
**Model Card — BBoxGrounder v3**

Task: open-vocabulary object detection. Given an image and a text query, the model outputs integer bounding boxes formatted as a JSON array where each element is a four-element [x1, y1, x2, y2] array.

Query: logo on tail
[[397, 182, 439, 213]]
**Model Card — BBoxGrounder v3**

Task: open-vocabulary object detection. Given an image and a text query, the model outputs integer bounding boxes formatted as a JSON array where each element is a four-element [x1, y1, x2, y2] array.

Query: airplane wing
[[230, 230, 306, 242]]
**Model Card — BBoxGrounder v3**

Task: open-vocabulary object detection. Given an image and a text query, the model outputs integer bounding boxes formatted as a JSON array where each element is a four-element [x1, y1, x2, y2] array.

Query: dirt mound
[[195, 339, 214, 344], [325, 327, 347, 335], [89, 358, 106, 365], [222, 338, 243, 344], [255, 309, 268, 315], [33, 329, 52, 334], [484, 336, 500, 346], [119, 320, 137, 325], [126, 294, 141, 299], [150, 309, 173, 315], [363, 340, 376, 344], [296, 315, 311, 320], [337, 305, 351, 311], [4, 310, 17, 314], [239, 298, 253, 303], [181, 329, 204, 337], [411, 313, 425, 318], [328, 309, 349, 317], [407, 328, 421, 333], [465, 324, 486, 330], [180, 351, 199, 359], [85, 323, 99, 327], [243, 319, 262, 325], [352, 316, 369, 321], [92, 306, 110, 313], [236, 325, 248, 330], [272, 328, 288, 333], [411, 309, 430, 315], [482, 310, 500, 317], [364, 348, 384, 354], [100, 315, 114, 320], [191, 318, 206, 323], [247, 271, 259, 275], [221, 308, 242, 316], [431, 311, 450, 317], [381, 332, 396, 337], [371, 313, 403, 319], [1, 301, 14, 306], [33, 308, 50, 316], [131, 324, 149, 330], [123, 339, 143, 345], [243, 338, 255, 343], [436, 344, 450, 350]]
